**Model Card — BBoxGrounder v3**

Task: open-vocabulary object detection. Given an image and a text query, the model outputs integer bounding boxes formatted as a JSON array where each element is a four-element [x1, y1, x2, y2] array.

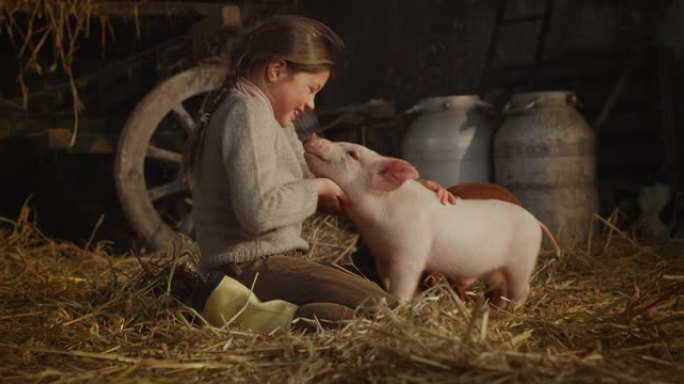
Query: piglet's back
[[447, 182, 521, 205]]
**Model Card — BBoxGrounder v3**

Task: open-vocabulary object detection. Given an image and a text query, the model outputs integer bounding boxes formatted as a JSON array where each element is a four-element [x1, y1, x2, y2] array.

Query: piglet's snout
[[308, 133, 321, 143], [303, 133, 317, 149], [304, 133, 322, 148], [303, 134, 329, 157]]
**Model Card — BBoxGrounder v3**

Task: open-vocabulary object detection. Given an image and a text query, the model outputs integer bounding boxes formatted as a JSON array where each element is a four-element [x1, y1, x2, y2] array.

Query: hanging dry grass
[[0, 0, 146, 146], [1, 204, 683, 383]]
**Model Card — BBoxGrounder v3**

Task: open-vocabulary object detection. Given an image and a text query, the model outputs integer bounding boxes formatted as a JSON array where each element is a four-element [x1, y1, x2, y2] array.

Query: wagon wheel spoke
[[148, 179, 188, 202], [172, 103, 196, 135], [146, 144, 182, 164]]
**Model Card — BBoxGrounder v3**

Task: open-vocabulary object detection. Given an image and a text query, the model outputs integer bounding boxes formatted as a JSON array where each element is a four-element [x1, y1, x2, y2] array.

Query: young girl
[[185, 15, 454, 328]]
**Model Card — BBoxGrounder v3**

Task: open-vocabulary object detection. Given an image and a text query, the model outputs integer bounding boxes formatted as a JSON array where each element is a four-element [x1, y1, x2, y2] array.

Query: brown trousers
[[221, 253, 396, 326]]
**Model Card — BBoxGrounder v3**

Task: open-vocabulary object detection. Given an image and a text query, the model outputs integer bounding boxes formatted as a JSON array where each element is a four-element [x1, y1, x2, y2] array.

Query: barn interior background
[[1, 0, 683, 382], [0, 0, 683, 248], [1, 0, 683, 249]]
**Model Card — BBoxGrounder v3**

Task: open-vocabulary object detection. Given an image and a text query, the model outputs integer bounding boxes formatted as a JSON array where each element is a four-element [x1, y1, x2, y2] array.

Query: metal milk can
[[401, 95, 494, 187], [494, 91, 597, 245]]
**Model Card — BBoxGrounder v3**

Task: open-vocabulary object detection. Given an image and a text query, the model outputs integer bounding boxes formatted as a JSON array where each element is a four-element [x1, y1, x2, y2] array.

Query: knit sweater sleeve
[[285, 123, 315, 179], [222, 100, 318, 235]]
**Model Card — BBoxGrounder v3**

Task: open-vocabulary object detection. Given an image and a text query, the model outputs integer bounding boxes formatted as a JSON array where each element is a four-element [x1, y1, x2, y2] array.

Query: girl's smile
[[257, 60, 330, 127]]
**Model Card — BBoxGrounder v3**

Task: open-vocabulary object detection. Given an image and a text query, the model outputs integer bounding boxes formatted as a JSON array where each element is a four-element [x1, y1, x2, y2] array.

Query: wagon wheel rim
[[115, 64, 227, 250]]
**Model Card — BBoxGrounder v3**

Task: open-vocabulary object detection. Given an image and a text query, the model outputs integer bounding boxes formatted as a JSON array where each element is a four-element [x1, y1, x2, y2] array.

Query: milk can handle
[[402, 104, 422, 115], [566, 93, 581, 107], [403, 99, 493, 114], [475, 100, 494, 109], [503, 99, 537, 115]]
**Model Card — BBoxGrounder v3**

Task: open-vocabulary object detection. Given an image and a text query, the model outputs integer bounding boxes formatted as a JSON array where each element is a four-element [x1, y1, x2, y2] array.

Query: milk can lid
[[508, 91, 577, 107], [414, 95, 491, 112]]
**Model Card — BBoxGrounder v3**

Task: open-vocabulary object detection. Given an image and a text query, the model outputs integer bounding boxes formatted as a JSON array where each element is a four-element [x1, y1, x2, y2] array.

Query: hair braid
[[181, 73, 235, 180]]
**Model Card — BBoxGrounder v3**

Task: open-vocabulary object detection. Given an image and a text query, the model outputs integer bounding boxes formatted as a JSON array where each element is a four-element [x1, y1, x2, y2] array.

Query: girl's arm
[[285, 124, 345, 213], [313, 177, 347, 214]]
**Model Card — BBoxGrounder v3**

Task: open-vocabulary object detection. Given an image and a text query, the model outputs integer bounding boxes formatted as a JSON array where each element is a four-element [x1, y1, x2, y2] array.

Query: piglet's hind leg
[[482, 270, 508, 307], [502, 252, 538, 309]]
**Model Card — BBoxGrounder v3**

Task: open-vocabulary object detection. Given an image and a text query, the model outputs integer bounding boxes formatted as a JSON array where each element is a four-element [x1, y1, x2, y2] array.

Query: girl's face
[[263, 61, 330, 127]]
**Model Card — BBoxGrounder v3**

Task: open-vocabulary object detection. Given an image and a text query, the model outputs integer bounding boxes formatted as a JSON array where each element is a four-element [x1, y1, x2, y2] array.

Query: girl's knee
[[293, 302, 355, 332]]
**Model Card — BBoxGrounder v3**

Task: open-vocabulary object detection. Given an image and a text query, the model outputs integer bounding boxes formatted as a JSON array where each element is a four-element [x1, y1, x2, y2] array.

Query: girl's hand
[[418, 179, 459, 206], [313, 178, 347, 214]]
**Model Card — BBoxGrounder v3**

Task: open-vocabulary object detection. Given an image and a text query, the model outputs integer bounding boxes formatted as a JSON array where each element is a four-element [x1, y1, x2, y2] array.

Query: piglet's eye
[[346, 150, 360, 160]]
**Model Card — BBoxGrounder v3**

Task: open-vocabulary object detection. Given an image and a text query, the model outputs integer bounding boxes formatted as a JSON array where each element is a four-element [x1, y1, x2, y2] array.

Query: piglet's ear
[[370, 159, 419, 192]]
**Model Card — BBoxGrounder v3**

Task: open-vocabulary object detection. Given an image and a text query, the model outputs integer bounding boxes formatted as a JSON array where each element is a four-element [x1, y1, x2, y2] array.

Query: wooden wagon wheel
[[115, 64, 227, 250]]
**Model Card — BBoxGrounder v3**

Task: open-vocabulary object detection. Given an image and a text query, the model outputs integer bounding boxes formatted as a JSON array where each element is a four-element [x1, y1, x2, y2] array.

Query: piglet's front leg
[[375, 256, 391, 292], [385, 254, 425, 301]]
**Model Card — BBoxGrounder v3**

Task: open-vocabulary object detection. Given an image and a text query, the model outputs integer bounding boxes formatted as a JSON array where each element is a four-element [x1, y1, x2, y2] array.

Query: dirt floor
[[1, 207, 683, 383]]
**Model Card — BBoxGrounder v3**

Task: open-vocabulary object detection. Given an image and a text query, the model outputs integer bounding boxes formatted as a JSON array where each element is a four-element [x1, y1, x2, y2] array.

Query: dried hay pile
[[1, 206, 683, 383], [1, 0, 146, 113], [0, 0, 196, 145]]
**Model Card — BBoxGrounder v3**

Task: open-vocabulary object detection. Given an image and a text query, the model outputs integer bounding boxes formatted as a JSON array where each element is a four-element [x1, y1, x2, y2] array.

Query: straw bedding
[[1, 204, 683, 383]]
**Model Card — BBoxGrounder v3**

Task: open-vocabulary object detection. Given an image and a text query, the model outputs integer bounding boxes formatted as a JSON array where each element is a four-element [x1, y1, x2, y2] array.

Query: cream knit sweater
[[192, 87, 318, 272]]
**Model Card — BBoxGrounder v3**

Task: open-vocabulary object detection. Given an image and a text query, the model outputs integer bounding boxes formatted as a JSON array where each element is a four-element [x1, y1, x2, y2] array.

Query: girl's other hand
[[418, 179, 459, 206], [313, 178, 347, 214]]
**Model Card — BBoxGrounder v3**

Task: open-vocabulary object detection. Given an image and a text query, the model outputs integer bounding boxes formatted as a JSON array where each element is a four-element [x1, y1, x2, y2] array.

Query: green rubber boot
[[201, 274, 298, 333]]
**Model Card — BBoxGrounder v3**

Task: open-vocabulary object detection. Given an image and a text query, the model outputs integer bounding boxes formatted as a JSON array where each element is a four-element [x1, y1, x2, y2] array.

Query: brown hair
[[183, 15, 345, 177]]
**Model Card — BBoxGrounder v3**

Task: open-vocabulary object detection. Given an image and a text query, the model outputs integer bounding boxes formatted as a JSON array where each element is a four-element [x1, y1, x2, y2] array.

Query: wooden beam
[[25, 127, 117, 154], [592, 0, 673, 132], [9, 2, 242, 30], [11, 2, 237, 19], [657, 48, 679, 188]]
